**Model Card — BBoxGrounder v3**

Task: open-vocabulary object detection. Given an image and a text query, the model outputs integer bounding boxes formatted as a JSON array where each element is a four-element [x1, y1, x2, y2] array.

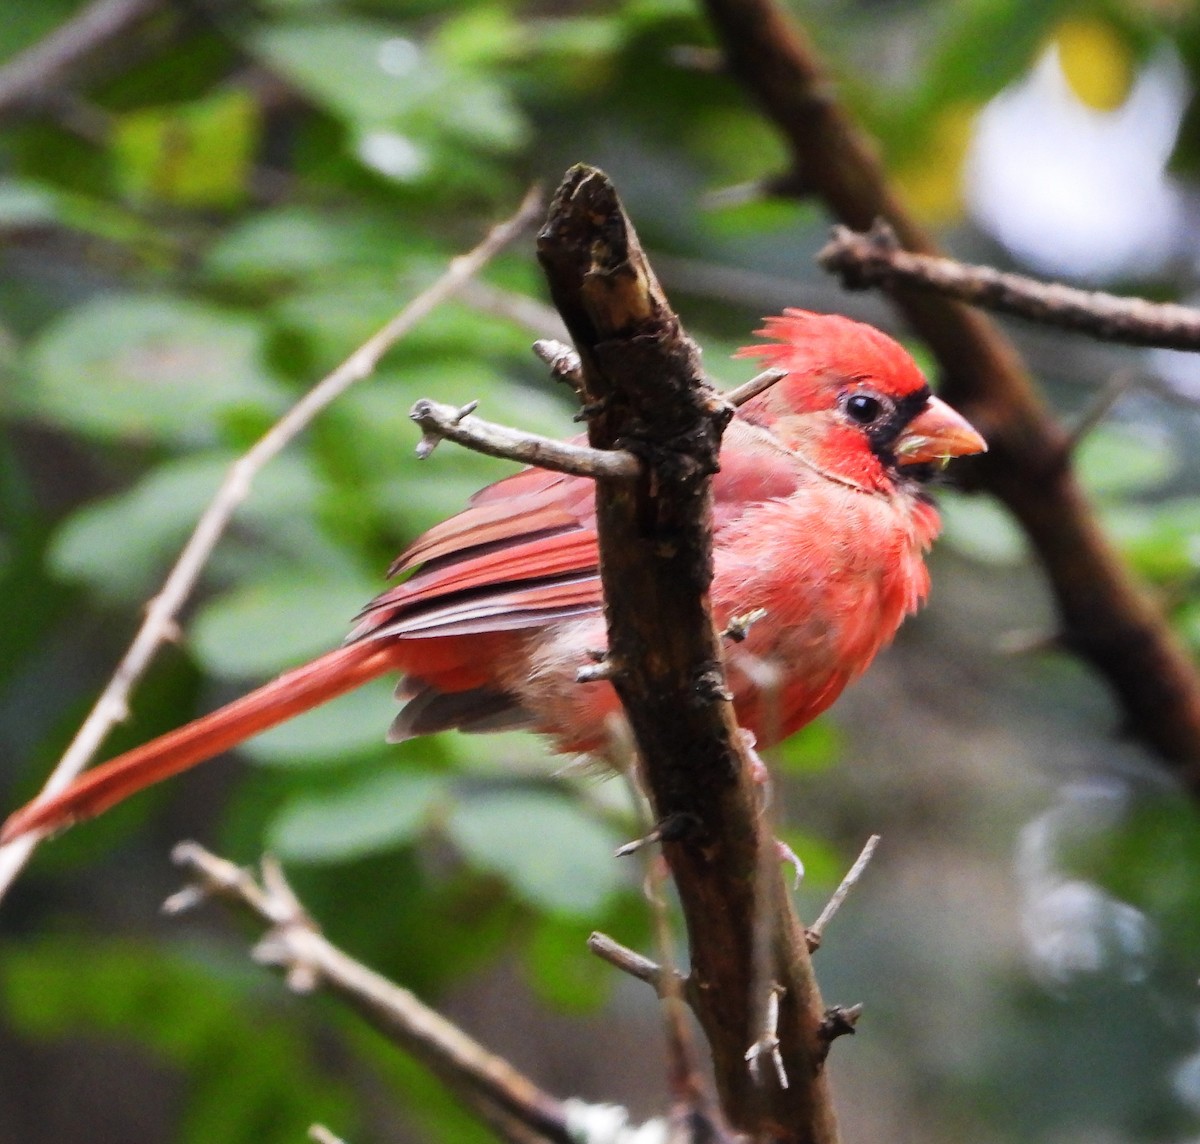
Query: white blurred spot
[[1016, 782, 1153, 989], [1150, 342, 1200, 401], [1173, 1040, 1200, 1115], [378, 37, 420, 78], [966, 46, 1190, 281], [357, 131, 429, 182]]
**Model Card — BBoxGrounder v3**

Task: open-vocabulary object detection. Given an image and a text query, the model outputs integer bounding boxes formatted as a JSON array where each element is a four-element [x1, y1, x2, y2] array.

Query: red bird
[[2, 311, 984, 844]]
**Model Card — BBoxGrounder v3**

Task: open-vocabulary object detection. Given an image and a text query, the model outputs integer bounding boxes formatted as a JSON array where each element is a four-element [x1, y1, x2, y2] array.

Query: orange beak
[[895, 394, 986, 467]]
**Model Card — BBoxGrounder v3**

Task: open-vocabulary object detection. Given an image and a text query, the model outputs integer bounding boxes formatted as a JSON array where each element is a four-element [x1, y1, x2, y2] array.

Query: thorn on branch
[[745, 984, 788, 1090], [775, 838, 805, 889], [725, 368, 787, 409], [614, 823, 663, 858], [577, 656, 619, 683], [694, 666, 733, 705], [722, 608, 767, 643], [818, 1003, 863, 1048], [532, 337, 582, 387], [806, 834, 881, 952], [573, 395, 611, 423], [615, 812, 703, 857]]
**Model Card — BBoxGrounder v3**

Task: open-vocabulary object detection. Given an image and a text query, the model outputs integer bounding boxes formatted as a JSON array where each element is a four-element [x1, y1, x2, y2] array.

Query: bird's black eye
[[845, 393, 886, 425]]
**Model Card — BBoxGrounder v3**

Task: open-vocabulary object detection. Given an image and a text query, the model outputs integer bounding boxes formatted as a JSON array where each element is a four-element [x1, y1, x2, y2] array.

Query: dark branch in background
[[821, 223, 1200, 351], [0, 0, 165, 119], [700, 0, 1200, 789], [536, 165, 838, 1144]]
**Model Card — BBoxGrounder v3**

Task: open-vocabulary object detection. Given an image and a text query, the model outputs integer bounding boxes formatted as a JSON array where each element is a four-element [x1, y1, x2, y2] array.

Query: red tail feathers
[[1, 642, 398, 843]]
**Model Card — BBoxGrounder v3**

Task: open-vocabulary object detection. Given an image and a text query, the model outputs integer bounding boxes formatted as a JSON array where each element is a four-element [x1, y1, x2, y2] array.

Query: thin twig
[[0, 187, 542, 902], [410, 398, 640, 480], [587, 931, 677, 995], [744, 983, 788, 1089], [530, 340, 783, 413], [0, 0, 164, 117], [458, 279, 570, 342], [1062, 370, 1140, 456], [532, 338, 583, 387], [806, 835, 880, 952], [308, 1127, 348, 1144], [724, 367, 787, 408], [820, 222, 1200, 351], [168, 843, 575, 1144]]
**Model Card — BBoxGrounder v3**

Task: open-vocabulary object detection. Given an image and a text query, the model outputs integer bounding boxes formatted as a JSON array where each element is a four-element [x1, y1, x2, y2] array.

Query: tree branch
[[700, 0, 1200, 788], [409, 398, 641, 479], [535, 164, 838, 1144], [0, 187, 543, 903], [166, 843, 578, 1144], [0, 0, 165, 119], [820, 222, 1200, 351]]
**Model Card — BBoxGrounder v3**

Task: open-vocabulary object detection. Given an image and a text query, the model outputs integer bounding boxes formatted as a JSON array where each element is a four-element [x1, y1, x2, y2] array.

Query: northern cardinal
[[2, 310, 984, 844]]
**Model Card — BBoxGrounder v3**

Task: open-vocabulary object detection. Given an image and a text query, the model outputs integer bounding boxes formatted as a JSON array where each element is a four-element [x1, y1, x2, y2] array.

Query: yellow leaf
[[892, 103, 977, 225], [111, 91, 260, 209], [1055, 17, 1134, 111]]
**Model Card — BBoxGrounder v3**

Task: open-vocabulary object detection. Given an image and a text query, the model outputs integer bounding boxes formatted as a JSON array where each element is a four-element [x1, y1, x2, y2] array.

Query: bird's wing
[[353, 469, 602, 643], [352, 418, 804, 645]]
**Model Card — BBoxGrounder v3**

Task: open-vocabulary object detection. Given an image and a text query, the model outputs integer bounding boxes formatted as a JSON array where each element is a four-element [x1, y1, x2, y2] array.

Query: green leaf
[[1171, 598, 1200, 656], [1075, 423, 1176, 499], [432, 7, 524, 70], [447, 788, 624, 917], [245, 677, 398, 765], [937, 491, 1027, 564], [2, 938, 355, 1144], [48, 452, 321, 600], [111, 90, 260, 208], [1070, 796, 1200, 957], [776, 715, 842, 773], [249, 16, 527, 170], [249, 17, 425, 123], [190, 568, 378, 679], [524, 913, 614, 1012], [1104, 498, 1200, 584], [19, 295, 283, 443], [204, 206, 401, 285], [267, 769, 446, 862]]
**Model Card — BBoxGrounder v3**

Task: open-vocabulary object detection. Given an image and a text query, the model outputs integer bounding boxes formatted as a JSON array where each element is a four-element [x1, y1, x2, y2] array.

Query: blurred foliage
[[4, 0, 1200, 1142]]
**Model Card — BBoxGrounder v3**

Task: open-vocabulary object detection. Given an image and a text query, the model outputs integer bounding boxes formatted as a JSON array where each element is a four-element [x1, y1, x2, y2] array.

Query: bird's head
[[736, 309, 986, 492]]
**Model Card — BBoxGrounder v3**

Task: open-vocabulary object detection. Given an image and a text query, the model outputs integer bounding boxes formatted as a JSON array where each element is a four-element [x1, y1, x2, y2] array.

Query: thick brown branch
[[821, 223, 1200, 351], [536, 164, 838, 1144], [701, 0, 1200, 787]]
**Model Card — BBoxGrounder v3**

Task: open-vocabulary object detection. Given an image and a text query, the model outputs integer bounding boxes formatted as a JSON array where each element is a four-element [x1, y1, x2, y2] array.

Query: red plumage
[[1, 311, 984, 843]]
